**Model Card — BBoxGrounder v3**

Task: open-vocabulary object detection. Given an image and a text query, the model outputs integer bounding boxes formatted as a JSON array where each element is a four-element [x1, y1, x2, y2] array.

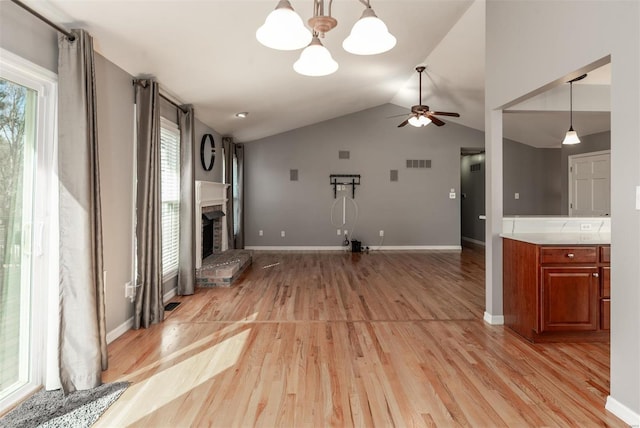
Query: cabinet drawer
[[540, 247, 597, 264], [600, 246, 611, 263], [601, 299, 610, 330]]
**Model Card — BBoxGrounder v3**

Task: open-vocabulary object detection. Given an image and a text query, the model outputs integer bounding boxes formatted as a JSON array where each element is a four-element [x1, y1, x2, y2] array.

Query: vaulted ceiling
[[23, 0, 610, 147]]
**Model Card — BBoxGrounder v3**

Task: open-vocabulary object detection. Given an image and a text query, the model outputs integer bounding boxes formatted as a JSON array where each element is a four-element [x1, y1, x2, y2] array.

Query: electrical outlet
[[124, 281, 134, 300], [515, 193, 520, 200], [580, 223, 592, 231], [281, 230, 285, 237], [259, 230, 263, 236], [379, 230, 384, 237], [337, 229, 341, 235], [344, 229, 348, 236], [449, 192, 456, 199]]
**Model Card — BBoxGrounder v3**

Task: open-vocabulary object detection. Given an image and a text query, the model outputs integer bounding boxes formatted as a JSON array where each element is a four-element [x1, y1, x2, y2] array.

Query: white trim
[[105, 287, 176, 345], [483, 311, 505, 325], [195, 181, 229, 268], [106, 318, 134, 345], [245, 245, 462, 251], [462, 237, 486, 246], [605, 396, 640, 426], [164, 286, 177, 303]]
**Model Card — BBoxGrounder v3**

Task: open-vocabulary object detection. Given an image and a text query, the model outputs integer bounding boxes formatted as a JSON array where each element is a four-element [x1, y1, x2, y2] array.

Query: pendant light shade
[[293, 37, 339, 77], [562, 76, 585, 145], [562, 128, 581, 145], [408, 115, 432, 127], [343, 7, 396, 55], [256, 0, 312, 51]]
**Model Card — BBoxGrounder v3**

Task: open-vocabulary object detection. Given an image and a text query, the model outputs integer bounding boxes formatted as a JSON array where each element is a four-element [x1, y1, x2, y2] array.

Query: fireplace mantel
[[195, 181, 229, 269]]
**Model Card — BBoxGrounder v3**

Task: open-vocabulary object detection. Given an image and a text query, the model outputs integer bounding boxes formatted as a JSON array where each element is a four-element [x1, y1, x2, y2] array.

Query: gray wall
[[560, 130, 610, 214], [244, 103, 485, 248], [486, 0, 640, 417], [0, 1, 58, 72], [94, 55, 136, 332], [460, 153, 486, 243], [503, 139, 561, 215]]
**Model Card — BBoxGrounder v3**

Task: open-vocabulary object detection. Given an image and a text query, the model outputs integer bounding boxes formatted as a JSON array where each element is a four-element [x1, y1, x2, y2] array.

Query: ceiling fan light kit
[[562, 74, 586, 145], [397, 66, 460, 128], [257, 0, 396, 76]]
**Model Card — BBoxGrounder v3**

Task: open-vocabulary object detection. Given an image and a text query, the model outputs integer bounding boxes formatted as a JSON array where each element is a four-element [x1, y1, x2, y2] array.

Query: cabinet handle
[[566, 253, 575, 258], [593, 272, 599, 278]]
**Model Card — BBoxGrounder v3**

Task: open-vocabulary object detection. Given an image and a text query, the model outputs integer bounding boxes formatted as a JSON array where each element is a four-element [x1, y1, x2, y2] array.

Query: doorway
[[460, 148, 486, 247]]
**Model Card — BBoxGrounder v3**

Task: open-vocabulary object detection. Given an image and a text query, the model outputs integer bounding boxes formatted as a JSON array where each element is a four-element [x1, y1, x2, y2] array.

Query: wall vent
[[406, 159, 432, 169], [470, 163, 482, 172], [339, 150, 350, 159], [290, 169, 298, 181], [390, 170, 398, 182]]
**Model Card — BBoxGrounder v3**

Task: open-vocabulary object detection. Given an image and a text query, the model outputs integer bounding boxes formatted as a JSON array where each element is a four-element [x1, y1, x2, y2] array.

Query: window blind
[[160, 118, 180, 277]]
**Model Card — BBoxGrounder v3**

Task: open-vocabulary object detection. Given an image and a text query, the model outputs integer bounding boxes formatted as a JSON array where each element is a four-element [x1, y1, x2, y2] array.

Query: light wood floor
[[97, 247, 624, 427]]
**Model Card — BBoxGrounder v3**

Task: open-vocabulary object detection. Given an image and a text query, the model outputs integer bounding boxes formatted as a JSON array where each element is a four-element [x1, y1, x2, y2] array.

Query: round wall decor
[[200, 133, 215, 171]]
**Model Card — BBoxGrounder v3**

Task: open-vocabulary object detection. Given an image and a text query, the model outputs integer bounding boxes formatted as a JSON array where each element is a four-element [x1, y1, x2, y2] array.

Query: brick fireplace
[[195, 181, 229, 269]]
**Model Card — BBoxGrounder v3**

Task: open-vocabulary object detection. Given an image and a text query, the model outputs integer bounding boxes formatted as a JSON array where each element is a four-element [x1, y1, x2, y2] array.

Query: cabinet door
[[541, 267, 599, 332]]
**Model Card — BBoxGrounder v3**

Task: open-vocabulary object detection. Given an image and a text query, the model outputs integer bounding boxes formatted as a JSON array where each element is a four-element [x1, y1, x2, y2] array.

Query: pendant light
[[562, 74, 587, 145]]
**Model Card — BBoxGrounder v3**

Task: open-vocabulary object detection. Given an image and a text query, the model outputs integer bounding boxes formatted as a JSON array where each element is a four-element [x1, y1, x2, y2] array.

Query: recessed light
[[235, 112, 248, 118]]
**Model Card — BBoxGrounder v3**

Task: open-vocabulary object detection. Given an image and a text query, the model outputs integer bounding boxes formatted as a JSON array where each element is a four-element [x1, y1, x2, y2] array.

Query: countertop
[[500, 232, 611, 245]]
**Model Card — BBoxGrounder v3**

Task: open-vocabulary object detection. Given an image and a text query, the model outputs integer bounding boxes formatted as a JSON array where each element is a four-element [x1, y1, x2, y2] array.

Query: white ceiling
[[21, 0, 610, 147]]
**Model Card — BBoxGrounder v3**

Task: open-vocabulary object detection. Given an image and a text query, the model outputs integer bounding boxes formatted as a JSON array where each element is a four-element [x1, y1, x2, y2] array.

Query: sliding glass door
[[0, 50, 57, 410], [0, 76, 37, 399]]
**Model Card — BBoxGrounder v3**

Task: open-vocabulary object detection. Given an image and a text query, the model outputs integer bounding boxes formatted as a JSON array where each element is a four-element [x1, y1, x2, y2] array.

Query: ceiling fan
[[398, 66, 460, 128]]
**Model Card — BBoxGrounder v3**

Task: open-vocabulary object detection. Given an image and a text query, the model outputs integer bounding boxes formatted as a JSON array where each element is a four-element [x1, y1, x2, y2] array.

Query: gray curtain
[[234, 144, 245, 249], [57, 29, 107, 393], [134, 79, 164, 329], [178, 106, 195, 295], [222, 136, 235, 249]]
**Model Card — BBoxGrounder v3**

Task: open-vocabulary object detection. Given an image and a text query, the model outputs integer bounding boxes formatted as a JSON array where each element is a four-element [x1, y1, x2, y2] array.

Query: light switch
[[259, 230, 263, 236], [281, 231, 285, 237], [515, 193, 520, 200]]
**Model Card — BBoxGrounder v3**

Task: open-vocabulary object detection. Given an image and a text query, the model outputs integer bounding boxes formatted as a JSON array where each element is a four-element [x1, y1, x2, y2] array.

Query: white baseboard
[[164, 286, 177, 302], [245, 245, 461, 251], [245, 246, 347, 251], [105, 287, 178, 345], [606, 396, 640, 426], [462, 237, 486, 246], [106, 317, 133, 344], [483, 311, 504, 325]]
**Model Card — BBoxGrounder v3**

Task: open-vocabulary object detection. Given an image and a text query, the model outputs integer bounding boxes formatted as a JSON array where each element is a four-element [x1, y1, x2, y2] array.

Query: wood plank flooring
[[96, 247, 624, 427]]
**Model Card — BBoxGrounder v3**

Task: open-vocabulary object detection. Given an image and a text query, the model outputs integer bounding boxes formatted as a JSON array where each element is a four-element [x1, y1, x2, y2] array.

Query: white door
[[569, 151, 610, 216]]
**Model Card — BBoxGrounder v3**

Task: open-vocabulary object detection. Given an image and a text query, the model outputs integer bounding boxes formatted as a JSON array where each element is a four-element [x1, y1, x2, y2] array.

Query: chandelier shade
[[293, 37, 339, 77], [343, 7, 397, 55], [256, 0, 312, 51]]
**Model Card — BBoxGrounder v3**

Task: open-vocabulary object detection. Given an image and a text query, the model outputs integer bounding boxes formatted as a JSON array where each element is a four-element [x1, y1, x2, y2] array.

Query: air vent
[[470, 163, 481, 172], [290, 169, 298, 181], [406, 159, 432, 169], [390, 170, 398, 182], [339, 150, 350, 159]]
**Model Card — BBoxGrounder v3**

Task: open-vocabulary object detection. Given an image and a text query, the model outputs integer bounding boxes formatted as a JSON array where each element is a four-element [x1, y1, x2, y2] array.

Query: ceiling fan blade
[[431, 111, 460, 117], [428, 115, 446, 126], [398, 118, 410, 128]]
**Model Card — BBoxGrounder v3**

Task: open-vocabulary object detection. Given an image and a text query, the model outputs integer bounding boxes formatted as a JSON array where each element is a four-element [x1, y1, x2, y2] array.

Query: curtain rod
[[133, 80, 188, 113], [10, 0, 75, 41]]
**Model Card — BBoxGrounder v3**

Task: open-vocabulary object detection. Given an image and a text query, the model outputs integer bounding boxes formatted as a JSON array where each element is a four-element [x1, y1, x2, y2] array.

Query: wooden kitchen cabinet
[[503, 238, 610, 342]]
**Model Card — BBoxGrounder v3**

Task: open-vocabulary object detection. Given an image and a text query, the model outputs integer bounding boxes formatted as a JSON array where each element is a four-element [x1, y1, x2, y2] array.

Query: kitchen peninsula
[[501, 217, 610, 342]]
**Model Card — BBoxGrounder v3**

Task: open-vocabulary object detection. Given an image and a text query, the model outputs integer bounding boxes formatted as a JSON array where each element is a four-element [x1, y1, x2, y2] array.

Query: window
[[160, 118, 180, 277]]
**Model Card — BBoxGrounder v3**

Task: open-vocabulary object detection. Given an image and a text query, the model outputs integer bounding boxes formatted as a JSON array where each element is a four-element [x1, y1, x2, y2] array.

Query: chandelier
[[256, 0, 396, 77]]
